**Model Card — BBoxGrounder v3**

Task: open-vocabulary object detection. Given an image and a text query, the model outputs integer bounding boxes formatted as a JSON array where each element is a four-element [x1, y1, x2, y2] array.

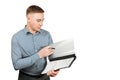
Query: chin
[[37, 29, 41, 31]]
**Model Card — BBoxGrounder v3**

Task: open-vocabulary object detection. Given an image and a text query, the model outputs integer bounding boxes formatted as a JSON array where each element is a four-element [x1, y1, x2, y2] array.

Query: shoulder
[[12, 28, 25, 40]]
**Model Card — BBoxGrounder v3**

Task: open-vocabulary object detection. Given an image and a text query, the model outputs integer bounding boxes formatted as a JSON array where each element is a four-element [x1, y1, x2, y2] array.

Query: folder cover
[[42, 39, 76, 74]]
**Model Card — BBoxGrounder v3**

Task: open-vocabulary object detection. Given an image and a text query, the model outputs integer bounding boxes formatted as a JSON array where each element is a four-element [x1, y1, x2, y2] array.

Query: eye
[[37, 19, 41, 22], [37, 19, 44, 22]]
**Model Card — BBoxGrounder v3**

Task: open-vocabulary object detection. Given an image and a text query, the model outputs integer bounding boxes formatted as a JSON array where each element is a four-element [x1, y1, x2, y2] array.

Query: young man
[[11, 5, 59, 80]]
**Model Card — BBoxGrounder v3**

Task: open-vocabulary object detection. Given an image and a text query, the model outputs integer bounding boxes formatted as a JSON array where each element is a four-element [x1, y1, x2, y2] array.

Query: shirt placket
[[32, 34, 38, 53]]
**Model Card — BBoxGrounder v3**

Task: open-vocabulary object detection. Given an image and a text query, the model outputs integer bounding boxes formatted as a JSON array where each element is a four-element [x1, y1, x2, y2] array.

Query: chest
[[18, 35, 49, 57]]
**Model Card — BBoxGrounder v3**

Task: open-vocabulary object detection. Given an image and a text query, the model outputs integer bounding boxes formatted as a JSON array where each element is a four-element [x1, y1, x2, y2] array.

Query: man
[[11, 5, 59, 80]]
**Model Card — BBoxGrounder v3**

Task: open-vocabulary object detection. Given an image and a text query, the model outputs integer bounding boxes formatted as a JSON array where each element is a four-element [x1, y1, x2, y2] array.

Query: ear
[[26, 14, 31, 22], [26, 15, 30, 21]]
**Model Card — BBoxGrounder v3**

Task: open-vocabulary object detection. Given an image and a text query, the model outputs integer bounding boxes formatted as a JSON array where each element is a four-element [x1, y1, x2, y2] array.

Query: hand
[[38, 46, 54, 58], [47, 69, 60, 77]]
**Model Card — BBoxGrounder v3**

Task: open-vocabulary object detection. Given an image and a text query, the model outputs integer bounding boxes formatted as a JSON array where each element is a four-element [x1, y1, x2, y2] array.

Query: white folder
[[42, 39, 76, 74]]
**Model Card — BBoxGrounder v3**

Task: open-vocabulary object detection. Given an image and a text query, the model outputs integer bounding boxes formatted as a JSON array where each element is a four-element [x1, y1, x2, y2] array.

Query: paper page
[[49, 39, 74, 59], [42, 57, 74, 74]]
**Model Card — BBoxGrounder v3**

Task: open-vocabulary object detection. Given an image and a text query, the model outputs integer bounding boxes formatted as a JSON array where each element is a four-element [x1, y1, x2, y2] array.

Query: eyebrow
[[37, 18, 44, 21]]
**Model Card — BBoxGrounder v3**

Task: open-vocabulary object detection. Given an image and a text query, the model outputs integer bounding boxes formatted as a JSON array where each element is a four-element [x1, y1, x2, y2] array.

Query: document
[[42, 39, 76, 74]]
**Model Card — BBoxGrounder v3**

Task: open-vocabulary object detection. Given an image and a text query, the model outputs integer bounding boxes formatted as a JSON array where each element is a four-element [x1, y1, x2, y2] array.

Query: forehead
[[28, 13, 44, 19]]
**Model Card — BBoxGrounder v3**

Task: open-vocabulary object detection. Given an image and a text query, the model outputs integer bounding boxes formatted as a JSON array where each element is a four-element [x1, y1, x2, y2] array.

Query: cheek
[[30, 21, 36, 26], [32, 21, 38, 25], [29, 20, 39, 27]]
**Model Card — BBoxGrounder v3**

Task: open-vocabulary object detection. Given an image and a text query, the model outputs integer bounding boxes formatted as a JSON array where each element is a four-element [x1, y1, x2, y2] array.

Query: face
[[27, 13, 44, 33]]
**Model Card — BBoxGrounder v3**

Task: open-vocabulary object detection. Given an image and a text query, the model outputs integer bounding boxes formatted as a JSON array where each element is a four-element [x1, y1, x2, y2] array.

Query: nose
[[39, 21, 43, 26]]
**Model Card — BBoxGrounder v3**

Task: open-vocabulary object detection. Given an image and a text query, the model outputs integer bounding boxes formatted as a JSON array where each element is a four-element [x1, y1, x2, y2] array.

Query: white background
[[0, 0, 120, 80]]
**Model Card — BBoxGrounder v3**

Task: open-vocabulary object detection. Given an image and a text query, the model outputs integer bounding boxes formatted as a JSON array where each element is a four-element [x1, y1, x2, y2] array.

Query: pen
[[51, 47, 55, 50], [41, 46, 55, 50]]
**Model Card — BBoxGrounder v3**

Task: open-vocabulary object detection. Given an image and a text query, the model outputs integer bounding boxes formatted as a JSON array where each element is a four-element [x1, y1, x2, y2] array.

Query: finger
[[49, 50, 54, 54], [48, 70, 58, 77], [46, 46, 51, 49], [52, 70, 58, 75], [50, 71, 56, 76], [43, 46, 50, 49], [47, 71, 52, 76]]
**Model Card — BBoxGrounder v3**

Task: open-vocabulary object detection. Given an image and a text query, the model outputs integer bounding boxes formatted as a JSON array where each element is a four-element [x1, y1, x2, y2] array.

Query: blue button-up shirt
[[11, 27, 53, 75]]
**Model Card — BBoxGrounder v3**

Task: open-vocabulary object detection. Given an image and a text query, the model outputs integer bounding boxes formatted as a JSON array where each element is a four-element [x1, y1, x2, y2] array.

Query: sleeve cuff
[[31, 53, 40, 62]]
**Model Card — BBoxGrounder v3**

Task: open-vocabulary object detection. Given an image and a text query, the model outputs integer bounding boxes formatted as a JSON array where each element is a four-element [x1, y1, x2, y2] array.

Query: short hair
[[26, 5, 44, 15]]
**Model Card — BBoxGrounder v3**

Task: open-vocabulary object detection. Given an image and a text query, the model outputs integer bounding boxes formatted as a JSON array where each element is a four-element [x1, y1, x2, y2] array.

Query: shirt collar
[[23, 26, 41, 35]]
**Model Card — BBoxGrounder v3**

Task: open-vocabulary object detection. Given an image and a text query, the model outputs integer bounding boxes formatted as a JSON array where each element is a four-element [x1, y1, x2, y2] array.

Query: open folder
[[42, 39, 76, 74]]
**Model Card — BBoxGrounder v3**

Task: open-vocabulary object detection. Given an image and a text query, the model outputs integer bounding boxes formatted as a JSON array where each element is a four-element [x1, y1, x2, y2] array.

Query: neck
[[26, 24, 36, 34]]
